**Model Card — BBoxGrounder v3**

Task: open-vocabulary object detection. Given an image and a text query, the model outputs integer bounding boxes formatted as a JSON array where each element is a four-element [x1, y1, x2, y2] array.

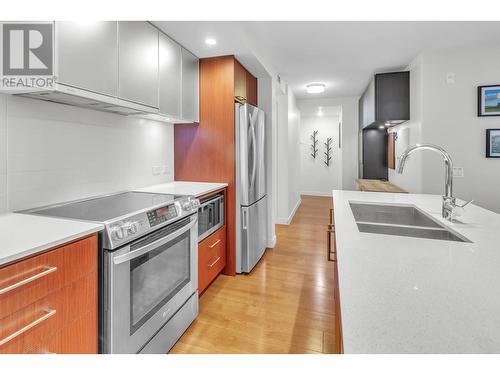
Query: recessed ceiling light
[[205, 38, 217, 46], [306, 83, 326, 94]]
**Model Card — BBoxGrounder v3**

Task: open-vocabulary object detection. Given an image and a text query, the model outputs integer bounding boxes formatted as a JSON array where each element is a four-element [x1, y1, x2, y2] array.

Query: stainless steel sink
[[349, 202, 471, 243]]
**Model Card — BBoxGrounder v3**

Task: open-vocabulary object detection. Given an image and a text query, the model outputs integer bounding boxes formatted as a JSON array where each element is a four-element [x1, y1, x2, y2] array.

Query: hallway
[[170, 195, 339, 354]]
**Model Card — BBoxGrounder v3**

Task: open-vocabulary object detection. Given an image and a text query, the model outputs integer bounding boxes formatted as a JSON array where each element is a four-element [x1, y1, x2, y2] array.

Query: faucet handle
[[456, 199, 474, 208]]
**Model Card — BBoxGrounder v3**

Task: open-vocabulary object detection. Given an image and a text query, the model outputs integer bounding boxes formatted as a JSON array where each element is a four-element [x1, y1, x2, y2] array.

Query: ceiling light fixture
[[306, 83, 326, 94], [205, 38, 217, 46], [378, 125, 385, 129]]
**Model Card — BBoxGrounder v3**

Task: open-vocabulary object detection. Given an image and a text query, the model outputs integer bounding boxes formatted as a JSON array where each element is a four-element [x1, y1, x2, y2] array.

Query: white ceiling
[[153, 21, 500, 99]]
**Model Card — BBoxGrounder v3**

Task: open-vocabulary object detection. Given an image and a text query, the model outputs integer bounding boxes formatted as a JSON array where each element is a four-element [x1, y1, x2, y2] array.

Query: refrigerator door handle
[[242, 208, 248, 230], [249, 115, 258, 192]]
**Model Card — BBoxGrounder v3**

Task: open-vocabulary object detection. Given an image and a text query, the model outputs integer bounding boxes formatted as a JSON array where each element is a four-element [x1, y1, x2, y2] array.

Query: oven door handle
[[113, 216, 198, 265]]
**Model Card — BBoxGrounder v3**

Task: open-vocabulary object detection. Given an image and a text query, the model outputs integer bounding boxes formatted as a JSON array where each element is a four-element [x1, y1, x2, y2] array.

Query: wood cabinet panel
[[0, 271, 96, 354], [0, 235, 97, 319], [234, 59, 257, 105], [246, 71, 258, 106], [0, 235, 98, 354], [234, 60, 247, 103], [387, 132, 395, 170], [175, 56, 236, 276], [198, 226, 226, 294]]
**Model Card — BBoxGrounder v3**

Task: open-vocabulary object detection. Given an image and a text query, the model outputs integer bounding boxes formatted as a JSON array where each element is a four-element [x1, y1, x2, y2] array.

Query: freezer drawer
[[240, 196, 267, 273]]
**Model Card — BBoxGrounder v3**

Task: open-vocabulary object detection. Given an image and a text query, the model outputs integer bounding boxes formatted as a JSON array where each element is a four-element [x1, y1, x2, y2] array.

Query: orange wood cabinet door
[[387, 133, 395, 170], [245, 70, 257, 106], [234, 59, 247, 103], [198, 226, 226, 294], [234, 59, 257, 105], [0, 234, 98, 354]]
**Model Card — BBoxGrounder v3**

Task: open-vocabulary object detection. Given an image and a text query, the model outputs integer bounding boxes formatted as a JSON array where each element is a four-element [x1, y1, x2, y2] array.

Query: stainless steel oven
[[103, 212, 199, 354], [198, 194, 224, 241], [22, 191, 201, 354]]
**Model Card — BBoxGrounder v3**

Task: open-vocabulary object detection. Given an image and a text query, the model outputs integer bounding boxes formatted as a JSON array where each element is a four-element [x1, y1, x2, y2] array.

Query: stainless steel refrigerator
[[235, 103, 267, 273]]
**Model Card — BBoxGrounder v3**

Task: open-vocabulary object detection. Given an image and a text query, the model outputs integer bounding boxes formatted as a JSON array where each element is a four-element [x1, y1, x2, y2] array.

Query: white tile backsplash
[[0, 94, 174, 212]]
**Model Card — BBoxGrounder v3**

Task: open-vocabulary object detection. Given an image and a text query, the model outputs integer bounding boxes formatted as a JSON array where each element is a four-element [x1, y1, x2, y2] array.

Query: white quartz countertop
[[0, 213, 103, 266], [135, 181, 228, 197], [333, 190, 500, 353]]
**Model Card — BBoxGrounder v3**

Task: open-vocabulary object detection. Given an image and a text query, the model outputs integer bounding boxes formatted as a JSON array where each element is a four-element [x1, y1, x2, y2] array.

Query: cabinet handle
[[0, 266, 57, 295], [327, 226, 336, 262], [208, 256, 221, 268], [209, 239, 221, 248], [0, 309, 56, 347], [330, 208, 334, 225]]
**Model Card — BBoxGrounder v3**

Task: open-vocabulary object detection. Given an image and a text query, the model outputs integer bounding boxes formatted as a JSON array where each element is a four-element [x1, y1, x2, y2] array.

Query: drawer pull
[[0, 266, 57, 295], [0, 308, 56, 347], [208, 256, 221, 268], [209, 239, 221, 248]]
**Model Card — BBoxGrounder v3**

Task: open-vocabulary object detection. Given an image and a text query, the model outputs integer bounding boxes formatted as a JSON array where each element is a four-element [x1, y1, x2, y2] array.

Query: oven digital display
[[147, 205, 177, 227]]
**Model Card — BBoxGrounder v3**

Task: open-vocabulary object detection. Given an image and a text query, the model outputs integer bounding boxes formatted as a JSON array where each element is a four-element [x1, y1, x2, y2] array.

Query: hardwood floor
[[170, 195, 339, 354]]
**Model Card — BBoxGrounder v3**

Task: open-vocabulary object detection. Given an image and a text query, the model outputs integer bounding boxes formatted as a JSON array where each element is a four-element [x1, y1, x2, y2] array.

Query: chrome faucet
[[397, 144, 473, 221]]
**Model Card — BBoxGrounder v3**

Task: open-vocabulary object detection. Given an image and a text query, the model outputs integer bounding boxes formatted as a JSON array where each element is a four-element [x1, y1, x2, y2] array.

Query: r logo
[[2, 23, 53, 76]]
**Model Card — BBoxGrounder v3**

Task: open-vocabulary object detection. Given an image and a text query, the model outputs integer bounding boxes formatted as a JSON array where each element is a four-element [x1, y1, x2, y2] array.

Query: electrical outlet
[[446, 72, 455, 84], [152, 166, 162, 176], [453, 167, 464, 178], [161, 165, 170, 175]]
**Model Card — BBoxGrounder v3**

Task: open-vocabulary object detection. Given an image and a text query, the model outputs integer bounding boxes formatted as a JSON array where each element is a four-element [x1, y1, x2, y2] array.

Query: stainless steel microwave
[[198, 194, 224, 242]]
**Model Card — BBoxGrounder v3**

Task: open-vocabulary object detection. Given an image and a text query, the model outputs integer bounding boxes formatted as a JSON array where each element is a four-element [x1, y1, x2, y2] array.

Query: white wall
[[297, 97, 359, 191], [299, 114, 342, 196], [275, 87, 301, 224], [0, 94, 174, 213], [388, 44, 500, 213], [287, 90, 301, 214]]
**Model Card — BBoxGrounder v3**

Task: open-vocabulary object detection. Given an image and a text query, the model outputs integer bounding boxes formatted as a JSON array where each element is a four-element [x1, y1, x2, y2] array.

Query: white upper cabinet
[[181, 48, 199, 123], [159, 33, 182, 118], [118, 22, 159, 108], [55, 21, 118, 97]]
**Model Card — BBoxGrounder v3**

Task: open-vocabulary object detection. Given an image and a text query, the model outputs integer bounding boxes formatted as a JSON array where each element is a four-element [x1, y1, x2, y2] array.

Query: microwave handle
[[113, 216, 198, 265], [199, 194, 223, 208]]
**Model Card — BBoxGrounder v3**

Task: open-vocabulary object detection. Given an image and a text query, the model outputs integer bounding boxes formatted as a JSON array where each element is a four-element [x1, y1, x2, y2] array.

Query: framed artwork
[[486, 129, 500, 158], [478, 85, 500, 116]]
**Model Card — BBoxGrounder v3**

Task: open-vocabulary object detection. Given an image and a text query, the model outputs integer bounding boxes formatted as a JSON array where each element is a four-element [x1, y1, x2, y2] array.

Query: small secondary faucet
[[397, 144, 473, 221]]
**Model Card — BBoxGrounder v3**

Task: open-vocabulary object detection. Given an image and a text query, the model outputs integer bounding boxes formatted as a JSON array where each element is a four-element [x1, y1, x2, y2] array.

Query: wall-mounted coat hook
[[324, 137, 333, 166], [310, 130, 319, 159]]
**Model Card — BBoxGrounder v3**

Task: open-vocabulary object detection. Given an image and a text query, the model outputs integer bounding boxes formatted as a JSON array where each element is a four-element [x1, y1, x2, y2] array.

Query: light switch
[[453, 167, 464, 178], [152, 166, 162, 176], [446, 73, 455, 84]]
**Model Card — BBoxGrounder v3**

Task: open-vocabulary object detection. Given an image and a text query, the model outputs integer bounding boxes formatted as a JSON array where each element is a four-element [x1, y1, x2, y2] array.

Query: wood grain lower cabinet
[[198, 226, 226, 294], [0, 234, 98, 354]]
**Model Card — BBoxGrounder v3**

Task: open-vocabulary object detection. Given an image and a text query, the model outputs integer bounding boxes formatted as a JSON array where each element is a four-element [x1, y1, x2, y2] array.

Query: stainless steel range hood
[[15, 83, 157, 116]]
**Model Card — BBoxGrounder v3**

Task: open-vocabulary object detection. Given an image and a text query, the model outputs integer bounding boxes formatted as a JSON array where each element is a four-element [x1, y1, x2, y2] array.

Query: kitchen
[[2, 2, 500, 374]]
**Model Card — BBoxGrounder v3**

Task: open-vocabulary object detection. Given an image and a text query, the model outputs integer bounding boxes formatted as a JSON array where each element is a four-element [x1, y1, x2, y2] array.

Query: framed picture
[[486, 129, 500, 158], [478, 85, 500, 116]]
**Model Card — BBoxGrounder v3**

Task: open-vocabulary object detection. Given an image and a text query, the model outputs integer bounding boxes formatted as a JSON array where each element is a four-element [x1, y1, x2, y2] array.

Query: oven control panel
[[147, 204, 178, 227]]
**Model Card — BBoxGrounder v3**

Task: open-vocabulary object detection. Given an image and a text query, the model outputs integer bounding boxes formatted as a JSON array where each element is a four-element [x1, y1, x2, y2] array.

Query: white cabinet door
[[181, 48, 199, 122], [159, 33, 181, 118], [55, 21, 118, 96], [118, 22, 159, 108]]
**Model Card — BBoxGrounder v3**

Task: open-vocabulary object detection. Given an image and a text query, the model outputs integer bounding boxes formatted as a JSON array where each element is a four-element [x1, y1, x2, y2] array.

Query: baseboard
[[275, 198, 302, 225], [300, 191, 334, 197], [267, 235, 277, 248]]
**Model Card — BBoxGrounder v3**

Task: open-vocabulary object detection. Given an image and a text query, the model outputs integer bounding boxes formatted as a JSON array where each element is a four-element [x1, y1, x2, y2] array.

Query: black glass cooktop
[[27, 192, 181, 222]]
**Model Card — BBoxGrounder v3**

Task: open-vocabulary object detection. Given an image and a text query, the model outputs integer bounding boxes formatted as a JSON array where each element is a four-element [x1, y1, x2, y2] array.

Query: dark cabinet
[[359, 71, 409, 129], [362, 128, 388, 180]]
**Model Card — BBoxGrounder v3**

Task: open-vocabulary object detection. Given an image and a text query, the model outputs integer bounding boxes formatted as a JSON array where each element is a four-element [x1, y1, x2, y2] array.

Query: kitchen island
[[333, 190, 500, 353]]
